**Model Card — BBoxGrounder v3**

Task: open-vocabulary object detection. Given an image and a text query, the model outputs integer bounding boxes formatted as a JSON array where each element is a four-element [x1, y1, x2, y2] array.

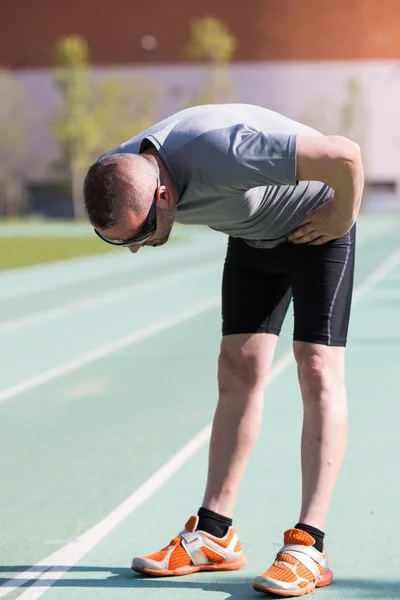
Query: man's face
[[95, 188, 177, 254], [127, 205, 176, 254]]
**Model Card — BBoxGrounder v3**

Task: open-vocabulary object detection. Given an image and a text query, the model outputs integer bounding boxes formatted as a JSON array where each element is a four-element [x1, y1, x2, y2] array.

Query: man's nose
[[129, 244, 142, 254]]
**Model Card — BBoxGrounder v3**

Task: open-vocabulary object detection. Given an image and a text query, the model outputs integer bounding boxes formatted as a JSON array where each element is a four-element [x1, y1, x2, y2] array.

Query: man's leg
[[295, 343, 347, 532], [292, 227, 355, 539], [254, 227, 355, 596], [201, 332, 278, 518], [198, 237, 291, 529], [131, 237, 292, 576]]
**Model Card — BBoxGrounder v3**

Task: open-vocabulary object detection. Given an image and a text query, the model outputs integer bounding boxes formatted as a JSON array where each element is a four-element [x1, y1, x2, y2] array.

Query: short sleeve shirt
[[100, 103, 332, 248]]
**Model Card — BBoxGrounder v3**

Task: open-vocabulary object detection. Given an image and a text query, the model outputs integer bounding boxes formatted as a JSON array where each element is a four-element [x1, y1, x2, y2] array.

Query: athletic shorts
[[221, 226, 356, 347]]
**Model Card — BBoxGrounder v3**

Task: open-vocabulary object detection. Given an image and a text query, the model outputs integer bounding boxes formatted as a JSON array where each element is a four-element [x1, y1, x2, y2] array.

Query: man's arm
[[297, 135, 364, 224], [289, 135, 364, 244]]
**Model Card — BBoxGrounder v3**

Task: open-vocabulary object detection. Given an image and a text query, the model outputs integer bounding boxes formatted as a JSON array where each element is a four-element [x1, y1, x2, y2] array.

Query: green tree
[[339, 76, 368, 145], [183, 17, 237, 106], [51, 35, 159, 219], [339, 76, 369, 194], [300, 76, 369, 140], [0, 69, 32, 216], [185, 16, 236, 63], [299, 94, 334, 134]]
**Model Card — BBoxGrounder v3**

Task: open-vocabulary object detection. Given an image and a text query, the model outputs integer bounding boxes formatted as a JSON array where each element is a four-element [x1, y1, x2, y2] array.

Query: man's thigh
[[221, 237, 292, 337], [289, 226, 356, 347]]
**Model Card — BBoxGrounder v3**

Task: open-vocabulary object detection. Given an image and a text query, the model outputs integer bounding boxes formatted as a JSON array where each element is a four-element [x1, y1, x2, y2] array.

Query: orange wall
[[2, 0, 400, 68]]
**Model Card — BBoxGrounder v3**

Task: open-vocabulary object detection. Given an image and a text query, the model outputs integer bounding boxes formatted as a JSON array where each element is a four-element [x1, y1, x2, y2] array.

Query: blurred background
[[0, 0, 399, 268], [1, 4, 400, 594]]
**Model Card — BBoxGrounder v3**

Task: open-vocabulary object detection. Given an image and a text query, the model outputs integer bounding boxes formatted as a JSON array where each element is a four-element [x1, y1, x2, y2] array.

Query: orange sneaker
[[253, 528, 333, 597], [131, 515, 246, 577]]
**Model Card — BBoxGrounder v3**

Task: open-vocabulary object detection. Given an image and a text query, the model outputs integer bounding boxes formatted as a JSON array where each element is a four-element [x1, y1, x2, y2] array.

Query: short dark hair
[[83, 153, 156, 229], [83, 159, 120, 229]]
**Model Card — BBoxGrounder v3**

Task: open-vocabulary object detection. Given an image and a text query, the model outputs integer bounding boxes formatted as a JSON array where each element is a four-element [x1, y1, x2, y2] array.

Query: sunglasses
[[94, 183, 158, 247]]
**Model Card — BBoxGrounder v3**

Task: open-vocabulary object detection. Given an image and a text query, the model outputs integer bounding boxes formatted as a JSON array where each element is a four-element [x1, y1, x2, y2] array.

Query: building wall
[[2, 1, 400, 187], [2, 0, 400, 68], [14, 61, 400, 184]]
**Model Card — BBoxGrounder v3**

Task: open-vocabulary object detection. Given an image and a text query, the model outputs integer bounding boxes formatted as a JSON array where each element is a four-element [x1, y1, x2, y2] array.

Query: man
[[83, 103, 364, 597]]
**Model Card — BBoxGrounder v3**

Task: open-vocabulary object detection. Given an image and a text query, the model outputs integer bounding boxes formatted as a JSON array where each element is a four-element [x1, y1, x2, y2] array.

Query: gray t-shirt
[[101, 103, 332, 248]]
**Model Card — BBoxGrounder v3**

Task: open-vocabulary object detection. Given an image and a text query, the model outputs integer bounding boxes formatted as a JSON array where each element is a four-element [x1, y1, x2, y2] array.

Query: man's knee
[[293, 342, 345, 395], [218, 334, 274, 395]]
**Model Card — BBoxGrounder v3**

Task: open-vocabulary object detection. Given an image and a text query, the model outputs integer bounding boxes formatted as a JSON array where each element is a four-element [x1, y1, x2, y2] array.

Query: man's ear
[[157, 186, 175, 209]]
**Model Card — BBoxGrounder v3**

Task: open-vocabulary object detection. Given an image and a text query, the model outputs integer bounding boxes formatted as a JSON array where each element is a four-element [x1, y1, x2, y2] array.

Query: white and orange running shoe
[[131, 515, 246, 577], [253, 528, 333, 597]]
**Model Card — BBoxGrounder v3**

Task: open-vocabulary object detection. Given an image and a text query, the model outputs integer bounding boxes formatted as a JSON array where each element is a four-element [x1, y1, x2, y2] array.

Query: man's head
[[83, 152, 178, 253]]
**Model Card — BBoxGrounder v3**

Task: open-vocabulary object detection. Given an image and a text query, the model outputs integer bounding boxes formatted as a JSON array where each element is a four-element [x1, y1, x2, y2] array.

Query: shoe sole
[[131, 554, 246, 577], [252, 569, 334, 597]]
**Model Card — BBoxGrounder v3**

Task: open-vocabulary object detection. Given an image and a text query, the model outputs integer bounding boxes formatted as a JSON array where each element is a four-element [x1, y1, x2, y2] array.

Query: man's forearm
[[296, 135, 365, 226], [323, 138, 364, 226]]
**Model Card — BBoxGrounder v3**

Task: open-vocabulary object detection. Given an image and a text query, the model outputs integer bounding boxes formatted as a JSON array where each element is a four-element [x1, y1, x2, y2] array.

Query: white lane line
[[0, 223, 388, 302], [0, 234, 223, 301], [352, 249, 400, 303], [368, 289, 400, 300], [0, 262, 219, 335], [0, 426, 213, 596], [0, 297, 220, 406], [0, 246, 399, 598], [0, 568, 53, 596], [0, 349, 293, 599]]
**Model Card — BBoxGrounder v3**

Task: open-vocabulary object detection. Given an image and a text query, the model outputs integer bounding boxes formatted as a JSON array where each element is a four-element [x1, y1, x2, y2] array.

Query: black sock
[[294, 522, 325, 553], [196, 507, 232, 538]]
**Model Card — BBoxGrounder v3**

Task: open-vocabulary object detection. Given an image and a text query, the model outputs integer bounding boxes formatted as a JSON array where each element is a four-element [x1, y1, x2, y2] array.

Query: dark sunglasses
[[94, 183, 158, 247]]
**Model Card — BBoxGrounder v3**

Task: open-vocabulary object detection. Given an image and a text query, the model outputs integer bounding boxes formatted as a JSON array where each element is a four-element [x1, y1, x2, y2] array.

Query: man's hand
[[288, 197, 354, 245]]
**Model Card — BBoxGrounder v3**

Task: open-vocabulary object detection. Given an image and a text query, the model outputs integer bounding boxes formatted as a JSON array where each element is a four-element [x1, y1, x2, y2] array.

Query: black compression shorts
[[221, 226, 356, 347]]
